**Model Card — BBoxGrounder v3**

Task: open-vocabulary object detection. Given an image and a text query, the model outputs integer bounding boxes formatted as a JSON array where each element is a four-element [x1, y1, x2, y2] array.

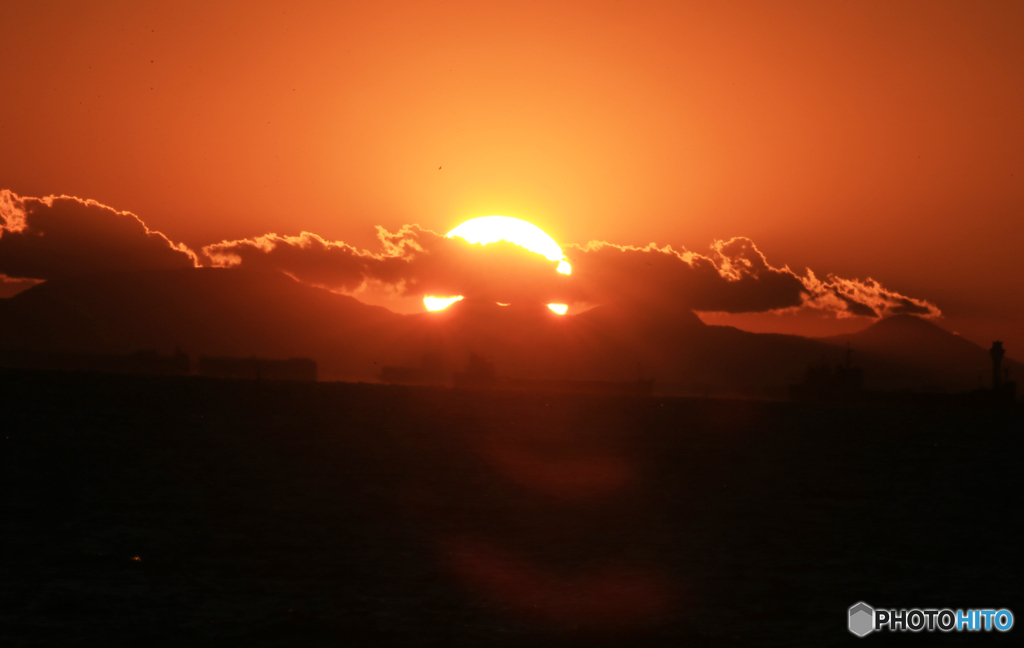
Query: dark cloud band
[[0, 190, 198, 281], [1, 189, 939, 320], [205, 226, 940, 320]]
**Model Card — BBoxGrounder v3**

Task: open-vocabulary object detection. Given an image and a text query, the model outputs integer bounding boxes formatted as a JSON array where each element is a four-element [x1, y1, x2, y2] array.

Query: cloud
[[1, 188, 938, 320], [0, 190, 198, 281], [203, 225, 570, 305], [564, 238, 808, 313], [206, 225, 941, 320], [566, 238, 940, 318], [801, 270, 941, 319]]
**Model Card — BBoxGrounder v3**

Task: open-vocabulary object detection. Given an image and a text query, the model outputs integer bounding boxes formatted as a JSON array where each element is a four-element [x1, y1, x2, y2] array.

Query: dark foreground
[[2, 370, 1021, 647]]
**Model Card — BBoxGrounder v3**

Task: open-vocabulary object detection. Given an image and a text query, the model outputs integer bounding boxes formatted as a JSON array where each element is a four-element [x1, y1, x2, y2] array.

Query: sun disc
[[424, 295, 463, 311], [547, 303, 568, 315], [448, 216, 570, 273]]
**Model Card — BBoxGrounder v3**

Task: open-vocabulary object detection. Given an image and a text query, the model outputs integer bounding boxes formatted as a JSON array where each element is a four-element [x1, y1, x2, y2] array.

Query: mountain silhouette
[[0, 269, 1009, 394], [822, 314, 1021, 391], [0, 268, 405, 379]]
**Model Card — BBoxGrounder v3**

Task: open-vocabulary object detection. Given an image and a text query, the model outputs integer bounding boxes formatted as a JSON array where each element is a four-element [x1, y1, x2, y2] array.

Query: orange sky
[[2, 1, 1022, 354]]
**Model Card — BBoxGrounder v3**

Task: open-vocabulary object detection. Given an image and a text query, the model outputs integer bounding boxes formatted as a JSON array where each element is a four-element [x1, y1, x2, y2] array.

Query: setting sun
[[447, 216, 571, 275], [423, 296, 463, 311], [5, 5, 1023, 644]]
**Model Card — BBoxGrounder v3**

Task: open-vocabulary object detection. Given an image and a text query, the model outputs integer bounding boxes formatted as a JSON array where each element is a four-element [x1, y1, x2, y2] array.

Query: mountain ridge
[[1, 270, 1014, 394]]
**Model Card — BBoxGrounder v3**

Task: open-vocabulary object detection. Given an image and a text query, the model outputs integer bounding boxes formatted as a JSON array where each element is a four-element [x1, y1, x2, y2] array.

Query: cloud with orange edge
[[204, 222, 941, 319], [0, 190, 199, 282], [0, 189, 940, 321], [203, 225, 571, 306]]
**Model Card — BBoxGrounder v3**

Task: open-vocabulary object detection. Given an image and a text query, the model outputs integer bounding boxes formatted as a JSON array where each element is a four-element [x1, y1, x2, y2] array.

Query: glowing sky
[[2, 1, 1022, 352]]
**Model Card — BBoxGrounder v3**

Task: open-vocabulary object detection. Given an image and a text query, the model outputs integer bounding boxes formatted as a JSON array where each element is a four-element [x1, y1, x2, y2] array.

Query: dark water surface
[[2, 370, 1020, 646]]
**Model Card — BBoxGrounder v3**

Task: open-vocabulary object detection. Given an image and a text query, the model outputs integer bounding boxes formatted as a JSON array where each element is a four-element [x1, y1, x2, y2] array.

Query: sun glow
[[447, 216, 571, 275], [547, 303, 568, 315], [424, 295, 463, 311]]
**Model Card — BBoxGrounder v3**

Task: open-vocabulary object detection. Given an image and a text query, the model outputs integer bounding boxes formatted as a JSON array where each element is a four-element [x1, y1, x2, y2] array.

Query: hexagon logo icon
[[849, 602, 874, 637]]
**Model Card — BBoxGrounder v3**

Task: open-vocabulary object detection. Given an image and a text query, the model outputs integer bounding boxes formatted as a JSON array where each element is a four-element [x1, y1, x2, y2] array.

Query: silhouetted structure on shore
[[452, 353, 498, 388], [499, 377, 655, 396], [991, 341, 1006, 391], [198, 356, 317, 382], [453, 353, 653, 396], [791, 342, 1017, 406], [988, 341, 1017, 403], [380, 352, 450, 385], [789, 345, 864, 403], [0, 348, 190, 376]]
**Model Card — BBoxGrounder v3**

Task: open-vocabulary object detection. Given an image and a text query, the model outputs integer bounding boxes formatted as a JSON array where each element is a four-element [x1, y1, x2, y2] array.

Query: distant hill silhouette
[[0, 269, 1012, 395], [386, 298, 836, 395], [821, 314, 1022, 391], [0, 269, 404, 379]]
